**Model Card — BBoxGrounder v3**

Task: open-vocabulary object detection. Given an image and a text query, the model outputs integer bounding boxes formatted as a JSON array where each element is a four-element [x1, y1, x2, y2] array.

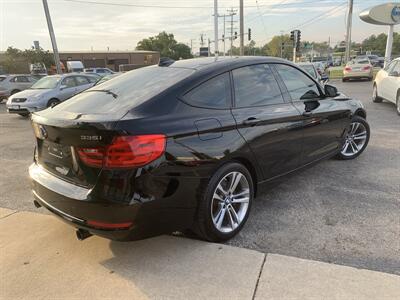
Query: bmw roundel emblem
[[392, 6, 400, 23]]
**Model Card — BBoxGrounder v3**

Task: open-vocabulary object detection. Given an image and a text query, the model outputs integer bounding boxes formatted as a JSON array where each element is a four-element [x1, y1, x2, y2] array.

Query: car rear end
[[343, 59, 373, 81], [29, 65, 197, 240]]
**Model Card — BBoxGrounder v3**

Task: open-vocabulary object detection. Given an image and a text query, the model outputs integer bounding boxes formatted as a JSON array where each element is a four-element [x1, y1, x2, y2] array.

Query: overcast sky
[[0, 0, 396, 52]]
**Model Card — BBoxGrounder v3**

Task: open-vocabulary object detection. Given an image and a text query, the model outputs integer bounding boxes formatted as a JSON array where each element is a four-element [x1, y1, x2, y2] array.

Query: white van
[[66, 61, 84, 73]]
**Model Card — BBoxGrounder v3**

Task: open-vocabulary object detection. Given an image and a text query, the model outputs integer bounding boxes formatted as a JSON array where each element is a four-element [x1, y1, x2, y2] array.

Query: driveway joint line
[[0, 210, 19, 220], [252, 253, 267, 300]]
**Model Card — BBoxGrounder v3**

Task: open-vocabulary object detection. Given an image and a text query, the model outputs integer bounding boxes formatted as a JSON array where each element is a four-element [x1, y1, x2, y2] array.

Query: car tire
[[372, 84, 382, 103], [194, 162, 254, 242], [11, 89, 20, 95], [336, 115, 370, 160], [47, 98, 60, 108], [396, 93, 400, 116]]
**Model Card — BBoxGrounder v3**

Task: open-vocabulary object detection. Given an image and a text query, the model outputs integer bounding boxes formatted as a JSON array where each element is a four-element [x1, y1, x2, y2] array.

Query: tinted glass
[[274, 64, 320, 101], [184, 73, 230, 108], [232, 64, 283, 107], [16, 76, 29, 82], [0, 77, 6, 82], [62, 77, 76, 88], [97, 69, 105, 73], [75, 76, 90, 85], [393, 61, 400, 73], [52, 65, 194, 115]]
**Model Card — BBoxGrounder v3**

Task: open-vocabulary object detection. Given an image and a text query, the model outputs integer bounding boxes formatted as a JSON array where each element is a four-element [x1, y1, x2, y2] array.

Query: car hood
[[12, 89, 53, 98]]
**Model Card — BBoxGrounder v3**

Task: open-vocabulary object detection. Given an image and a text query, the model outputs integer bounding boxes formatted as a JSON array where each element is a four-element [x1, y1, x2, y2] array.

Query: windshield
[[0, 77, 6, 82], [31, 76, 61, 89], [51, 65, 194, 115]]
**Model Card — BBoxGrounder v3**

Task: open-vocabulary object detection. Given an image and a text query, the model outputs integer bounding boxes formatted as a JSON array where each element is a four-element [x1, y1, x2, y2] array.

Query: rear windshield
[[51, 65, 194, 115]]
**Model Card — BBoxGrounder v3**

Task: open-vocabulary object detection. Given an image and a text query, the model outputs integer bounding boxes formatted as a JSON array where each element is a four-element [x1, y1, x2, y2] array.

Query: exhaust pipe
[[76, 229, 92, 241], [33, 200, 42, 208]]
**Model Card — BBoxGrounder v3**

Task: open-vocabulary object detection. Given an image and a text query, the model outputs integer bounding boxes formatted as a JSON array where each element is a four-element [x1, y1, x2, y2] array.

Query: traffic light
[[248, 28, 251, 41], [222, 34, 225, 42], [234, 31, 238, 40], [290, 31, 295, 41], [296, 31, 301, 50]]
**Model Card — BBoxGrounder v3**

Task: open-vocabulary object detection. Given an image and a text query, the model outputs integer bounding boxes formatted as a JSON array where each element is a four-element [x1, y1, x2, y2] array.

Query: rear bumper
[[29, 163, 199, 241], [343, 72, 372, 79]]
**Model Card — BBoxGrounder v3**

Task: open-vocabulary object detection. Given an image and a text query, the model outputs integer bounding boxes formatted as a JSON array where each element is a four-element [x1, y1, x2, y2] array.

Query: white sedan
[[373, 58, 400, 115]]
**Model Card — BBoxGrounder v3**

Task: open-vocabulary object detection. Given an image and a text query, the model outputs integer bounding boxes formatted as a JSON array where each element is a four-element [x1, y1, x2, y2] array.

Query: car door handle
[[243, 117, 261, 126]]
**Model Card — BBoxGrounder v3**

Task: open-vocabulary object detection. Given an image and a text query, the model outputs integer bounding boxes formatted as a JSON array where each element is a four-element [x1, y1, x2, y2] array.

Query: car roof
[[167, 56, 289, 72]]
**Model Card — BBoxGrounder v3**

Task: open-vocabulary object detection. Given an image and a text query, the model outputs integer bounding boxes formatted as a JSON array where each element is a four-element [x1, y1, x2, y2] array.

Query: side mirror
[[60, 85, 67, 90], [389, 71, 399, 77], [324, 84, 338, 98]]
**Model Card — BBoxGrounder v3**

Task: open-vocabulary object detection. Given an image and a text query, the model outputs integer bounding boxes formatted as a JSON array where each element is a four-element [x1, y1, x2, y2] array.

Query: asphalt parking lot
[[0, 80, 399, 275]]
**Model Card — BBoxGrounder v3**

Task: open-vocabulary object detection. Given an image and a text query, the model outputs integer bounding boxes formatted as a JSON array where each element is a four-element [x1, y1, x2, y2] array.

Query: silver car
[[6, 73, 97, 116], [0, 74, 37, 101]]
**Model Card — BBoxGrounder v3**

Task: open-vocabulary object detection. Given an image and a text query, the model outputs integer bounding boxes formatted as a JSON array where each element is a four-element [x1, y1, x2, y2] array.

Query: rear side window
[[232, 64, 284, 107], [183, 73, 230, 109], [274, 64, 321, 101]]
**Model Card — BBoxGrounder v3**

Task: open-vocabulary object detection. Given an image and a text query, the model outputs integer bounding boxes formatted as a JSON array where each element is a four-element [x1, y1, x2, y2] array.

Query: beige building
[[59, 50, 160, 71], [0, 50, 160, 74]]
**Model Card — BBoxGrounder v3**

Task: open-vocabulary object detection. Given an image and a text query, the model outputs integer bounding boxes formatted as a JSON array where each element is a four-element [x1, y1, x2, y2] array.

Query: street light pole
[[42, 0, 62, 74]]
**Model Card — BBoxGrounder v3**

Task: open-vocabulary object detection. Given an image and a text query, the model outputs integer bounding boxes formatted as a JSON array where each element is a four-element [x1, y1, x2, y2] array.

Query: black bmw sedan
[[29, 57, 370, 242]]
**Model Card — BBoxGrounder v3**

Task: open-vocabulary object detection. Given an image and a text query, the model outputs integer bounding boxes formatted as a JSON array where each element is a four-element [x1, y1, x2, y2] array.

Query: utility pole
[[384, 25, 394, 68], [226, 8, 237, 56], [239, 0, 244, 56], [208, 39, 211, 57], [280, 31, 284, 58], [223, 14, 226, 56], [42, 0, 61, 74], [214, 0, 219, 57], [345, 0, 353, 63]]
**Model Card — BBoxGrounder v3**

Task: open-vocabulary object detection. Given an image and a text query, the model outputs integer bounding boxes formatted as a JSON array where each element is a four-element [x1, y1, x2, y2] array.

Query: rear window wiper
[[84, 89, 118, 99]]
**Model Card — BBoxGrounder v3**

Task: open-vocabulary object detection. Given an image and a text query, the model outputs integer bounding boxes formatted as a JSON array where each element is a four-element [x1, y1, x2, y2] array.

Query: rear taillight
[[77, 134, 166, 169], [344, 67, 352, 71], [363, 65, 371, 70]]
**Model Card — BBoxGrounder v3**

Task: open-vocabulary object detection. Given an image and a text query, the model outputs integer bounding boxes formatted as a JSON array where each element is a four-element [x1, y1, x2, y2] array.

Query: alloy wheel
[[341, 121, 368, 157], [211, 171, 250, 233]]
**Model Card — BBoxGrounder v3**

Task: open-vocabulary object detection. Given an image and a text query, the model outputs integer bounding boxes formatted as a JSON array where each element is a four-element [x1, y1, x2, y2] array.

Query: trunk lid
[[32, 112, 118, 188]]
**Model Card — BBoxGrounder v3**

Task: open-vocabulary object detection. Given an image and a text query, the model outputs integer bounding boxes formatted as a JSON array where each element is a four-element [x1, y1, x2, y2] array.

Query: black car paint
[[30, 57, 366, 241]]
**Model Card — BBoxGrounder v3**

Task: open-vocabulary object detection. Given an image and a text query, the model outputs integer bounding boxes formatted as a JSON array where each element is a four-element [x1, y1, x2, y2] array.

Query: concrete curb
[[1, 208, 399, 299]]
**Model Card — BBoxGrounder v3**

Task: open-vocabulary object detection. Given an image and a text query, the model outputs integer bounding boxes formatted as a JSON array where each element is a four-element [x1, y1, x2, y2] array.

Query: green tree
[[361, 32, 400, 56], [136, 31, 193, 60], [263, 35, 293, 60]]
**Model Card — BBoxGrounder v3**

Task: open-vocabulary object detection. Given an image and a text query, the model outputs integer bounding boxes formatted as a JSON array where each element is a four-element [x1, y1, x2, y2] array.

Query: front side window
[[386, 61, 398, 74], [184, 73, 230, 109], [232, 64, 284, 107], [62, 77, 77, 88], [274, 64, 321, 101], [16, 76, 29, 82], [75, 76, 90, 86]]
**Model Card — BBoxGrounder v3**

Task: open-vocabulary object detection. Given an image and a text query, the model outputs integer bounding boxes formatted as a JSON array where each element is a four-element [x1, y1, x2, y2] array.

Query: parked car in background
[[297, 62, 329, 84], [29, 57, 369, 242], [373, 57, 400, 115], [94, 73, 120, 85], [377, 57, 385, 68], [6, 73, 97, 116], [0, 74, 37, 101], [84, 68, 115, 77], [66, 61, 84, 73], [343, 59, 373, 82], [357, 55, 380, 67]]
